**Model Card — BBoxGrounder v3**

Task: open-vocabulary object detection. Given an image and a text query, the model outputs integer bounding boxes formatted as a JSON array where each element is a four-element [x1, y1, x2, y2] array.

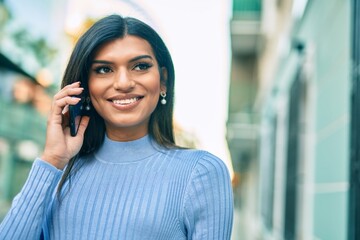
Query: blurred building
[[0, 0, 67, 219], [0, 53, 49, 221], [228, 0, 354, 239], [227, 0, 262, 239]]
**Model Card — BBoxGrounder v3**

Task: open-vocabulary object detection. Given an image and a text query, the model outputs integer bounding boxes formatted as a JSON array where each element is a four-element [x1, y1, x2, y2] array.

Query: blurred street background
[[0, 0, 358, 239]]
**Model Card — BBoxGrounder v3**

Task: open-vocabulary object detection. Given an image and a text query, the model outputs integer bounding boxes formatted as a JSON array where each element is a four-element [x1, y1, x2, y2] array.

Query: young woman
[[0, 15, 233, 239]]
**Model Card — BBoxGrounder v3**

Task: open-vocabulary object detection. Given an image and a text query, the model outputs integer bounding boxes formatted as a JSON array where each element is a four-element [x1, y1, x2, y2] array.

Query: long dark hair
[[57, 15, 176, 196]]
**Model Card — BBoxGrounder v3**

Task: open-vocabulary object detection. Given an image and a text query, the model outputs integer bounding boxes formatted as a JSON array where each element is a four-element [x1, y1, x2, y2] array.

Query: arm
[[0, 82, 89, 239], [183, 152, 234, 240], [0, 159, 62, 239]]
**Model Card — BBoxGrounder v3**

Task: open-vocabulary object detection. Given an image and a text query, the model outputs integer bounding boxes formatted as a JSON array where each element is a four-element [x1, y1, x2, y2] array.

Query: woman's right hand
[[41, 82, 90, 170]]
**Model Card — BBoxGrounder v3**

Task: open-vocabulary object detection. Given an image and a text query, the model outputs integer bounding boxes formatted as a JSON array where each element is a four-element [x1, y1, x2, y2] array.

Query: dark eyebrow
[[92, 55, 153, 65], [129, 55, 153, 63], [92, 60, 112, 65]]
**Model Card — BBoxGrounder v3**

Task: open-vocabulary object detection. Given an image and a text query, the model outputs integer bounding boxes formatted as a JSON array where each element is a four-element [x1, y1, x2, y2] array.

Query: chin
[[106, 117, 149, 129]]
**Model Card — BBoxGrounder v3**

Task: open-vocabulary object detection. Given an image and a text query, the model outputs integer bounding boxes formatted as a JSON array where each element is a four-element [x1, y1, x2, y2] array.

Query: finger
[[62, 105, 69, 115], [62, 81, 81, 90], [61, 111, 70, 128], [63, 125, 71, 136], [56, 81, 81, 93], [76, 116, 90, 137], [54, 87, 84, 101], [52, 96, 81, 116]]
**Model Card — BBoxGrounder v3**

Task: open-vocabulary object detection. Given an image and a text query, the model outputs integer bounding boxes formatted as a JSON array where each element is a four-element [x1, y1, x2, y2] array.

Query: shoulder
[[181, 150, 233, 216], [167, 148, 230, 181], [193, 150, 230, 182]]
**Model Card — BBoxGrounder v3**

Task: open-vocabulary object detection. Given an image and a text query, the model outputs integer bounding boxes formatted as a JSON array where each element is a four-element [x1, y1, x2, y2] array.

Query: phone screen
[[69, 98, 84, 136]]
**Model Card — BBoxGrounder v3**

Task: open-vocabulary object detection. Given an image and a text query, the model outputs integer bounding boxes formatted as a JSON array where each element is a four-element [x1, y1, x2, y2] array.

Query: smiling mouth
[[111, 97, 143, 105]]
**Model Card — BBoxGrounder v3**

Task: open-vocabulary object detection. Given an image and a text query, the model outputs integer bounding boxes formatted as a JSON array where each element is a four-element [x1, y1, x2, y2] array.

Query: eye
[[94, 66, 112, 74], [133, 62, 152, 71]]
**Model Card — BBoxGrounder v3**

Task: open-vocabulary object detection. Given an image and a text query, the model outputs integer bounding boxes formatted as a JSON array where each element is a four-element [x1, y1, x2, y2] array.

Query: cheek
[[149, 82, 161, 103], [88, 76, 106, 97], [151, 82, 161, 94], [147, 73, 162, 94], [88, 79, 104, 109], [88, 78, 98, 94], [142, 78, 161, 112]]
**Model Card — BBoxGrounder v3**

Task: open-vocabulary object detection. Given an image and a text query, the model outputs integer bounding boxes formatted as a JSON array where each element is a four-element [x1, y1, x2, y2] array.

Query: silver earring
[[85, 97, 91, 111], [160, 91, 167, 105]]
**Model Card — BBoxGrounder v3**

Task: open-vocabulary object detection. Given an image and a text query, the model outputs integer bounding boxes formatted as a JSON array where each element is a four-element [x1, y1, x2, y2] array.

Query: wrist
[[41, 153, 67, 170]]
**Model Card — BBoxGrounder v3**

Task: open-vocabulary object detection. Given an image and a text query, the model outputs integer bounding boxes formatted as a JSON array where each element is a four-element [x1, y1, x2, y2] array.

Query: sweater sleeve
[[0, 158, 62, 240], [183, 152, 234, 240]]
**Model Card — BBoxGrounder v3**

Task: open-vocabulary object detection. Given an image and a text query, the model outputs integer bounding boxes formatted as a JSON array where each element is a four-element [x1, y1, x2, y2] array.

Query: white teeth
[[113, 97, 139, 105]]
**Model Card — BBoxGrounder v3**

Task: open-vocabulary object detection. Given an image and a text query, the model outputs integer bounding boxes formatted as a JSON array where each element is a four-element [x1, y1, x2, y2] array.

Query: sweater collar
[[94, 134, 160, 163]]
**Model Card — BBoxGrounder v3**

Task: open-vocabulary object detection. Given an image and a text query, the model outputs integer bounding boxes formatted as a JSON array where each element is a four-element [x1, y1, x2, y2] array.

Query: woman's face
[[88, 36, 165, 141]]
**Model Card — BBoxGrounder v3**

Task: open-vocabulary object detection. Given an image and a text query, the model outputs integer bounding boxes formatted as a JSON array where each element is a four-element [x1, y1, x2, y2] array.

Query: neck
[[105, 124, 148, 142], [94, 134, 161, 163]]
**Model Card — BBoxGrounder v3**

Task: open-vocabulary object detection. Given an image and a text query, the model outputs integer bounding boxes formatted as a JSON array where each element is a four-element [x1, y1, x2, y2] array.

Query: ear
[[160, 67, 168, 92]]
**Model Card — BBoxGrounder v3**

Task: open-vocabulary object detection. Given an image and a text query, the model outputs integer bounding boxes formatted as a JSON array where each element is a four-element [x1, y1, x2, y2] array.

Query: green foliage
[[12, 29, 57, 67], [0, 2, 57, 70], [0, 3, 11, 28]]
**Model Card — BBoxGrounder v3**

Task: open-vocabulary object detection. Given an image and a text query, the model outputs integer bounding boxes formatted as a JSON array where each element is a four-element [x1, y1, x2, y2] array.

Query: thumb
[[77, 116, 90, 137]]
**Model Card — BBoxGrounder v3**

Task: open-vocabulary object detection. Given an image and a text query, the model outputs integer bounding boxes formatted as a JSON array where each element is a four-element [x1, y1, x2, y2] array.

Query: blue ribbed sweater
[[0, 135, 233, 239]]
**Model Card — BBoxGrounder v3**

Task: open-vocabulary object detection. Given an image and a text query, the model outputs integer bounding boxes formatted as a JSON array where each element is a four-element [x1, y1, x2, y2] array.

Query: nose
[[113, 70, 135, 91]]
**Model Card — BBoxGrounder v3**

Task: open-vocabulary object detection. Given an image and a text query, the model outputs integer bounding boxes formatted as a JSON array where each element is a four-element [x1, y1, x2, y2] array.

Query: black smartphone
[[69, 96, 90, 136]]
